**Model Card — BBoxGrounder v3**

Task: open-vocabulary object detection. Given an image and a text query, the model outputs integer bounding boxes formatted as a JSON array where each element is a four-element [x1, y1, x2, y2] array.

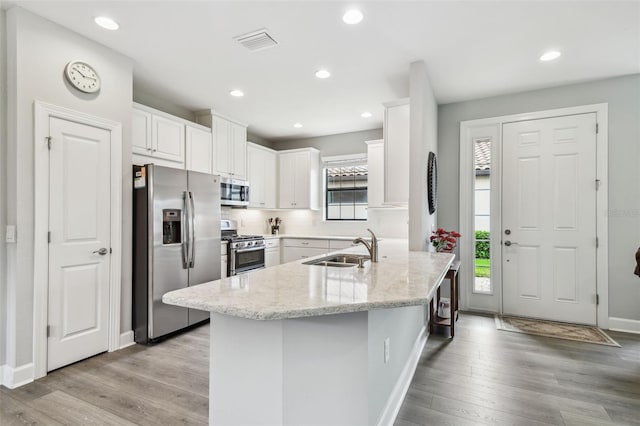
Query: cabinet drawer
[[282, 238, 329, 249], [328, 239, 359, 250], [265, 238, 280, 248], [282, 247, 328, 264]]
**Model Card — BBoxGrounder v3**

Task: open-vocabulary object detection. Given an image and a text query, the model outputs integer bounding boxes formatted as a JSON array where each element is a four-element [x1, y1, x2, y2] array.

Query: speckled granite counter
[[163, 239, 454, 320]]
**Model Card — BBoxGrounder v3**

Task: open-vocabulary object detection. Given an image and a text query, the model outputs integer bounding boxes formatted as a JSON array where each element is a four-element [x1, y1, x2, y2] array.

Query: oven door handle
[[234, 246, 265, 254]]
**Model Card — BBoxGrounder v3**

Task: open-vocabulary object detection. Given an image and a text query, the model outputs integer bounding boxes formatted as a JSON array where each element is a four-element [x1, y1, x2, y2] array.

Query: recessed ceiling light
[[293, 123, 303, 128], [361, 112, 372, 118], [540, 50, 561, 62], [229, 89, 244, 97], [94, 16, 119, 30], [315, 69, 331, 79], [342, 9, 364, 25]]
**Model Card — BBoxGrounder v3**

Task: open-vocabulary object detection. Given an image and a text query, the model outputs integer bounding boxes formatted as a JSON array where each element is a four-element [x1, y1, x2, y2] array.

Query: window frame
[[324, 164, 368, 222]]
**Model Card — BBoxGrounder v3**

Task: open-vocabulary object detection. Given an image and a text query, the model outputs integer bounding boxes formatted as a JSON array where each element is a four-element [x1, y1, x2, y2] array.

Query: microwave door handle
[[182, 191, 189, 269], [189, 191, 196, 268]]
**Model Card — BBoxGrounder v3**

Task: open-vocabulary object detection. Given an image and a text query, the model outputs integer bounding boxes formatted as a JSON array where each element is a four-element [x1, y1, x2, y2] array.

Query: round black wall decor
[[427, 151, 437, 215]]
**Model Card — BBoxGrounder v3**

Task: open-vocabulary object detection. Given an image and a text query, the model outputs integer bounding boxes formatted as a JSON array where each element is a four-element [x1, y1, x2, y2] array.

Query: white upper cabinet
[[278, 148, 320, 210], [132, 108, 152, 155], [132, 103, 186, 169], [383, 100, 410, 205], [152, 115, 185, 163], [199, 112, 247, 180], [186, 125, 213, 174], [365, 139, 385, 208], [247, 142, 277, 209]]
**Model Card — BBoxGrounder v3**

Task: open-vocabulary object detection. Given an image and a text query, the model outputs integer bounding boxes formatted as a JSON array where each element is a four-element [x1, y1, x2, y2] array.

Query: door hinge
[[47, 325, 51, 337], [47, 231, 51, 243], [595, 179, 600, 190], [46, 136, 52, 150], [596, 123, 599, 134], [110, 248, 113, 254], [596, 294, 600, 305], [596, 237, 599, 248]]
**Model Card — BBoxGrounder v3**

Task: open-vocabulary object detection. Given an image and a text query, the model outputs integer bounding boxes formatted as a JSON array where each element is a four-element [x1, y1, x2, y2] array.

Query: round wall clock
[[64, 60, 101, 93], [427, 151, 437, 215]]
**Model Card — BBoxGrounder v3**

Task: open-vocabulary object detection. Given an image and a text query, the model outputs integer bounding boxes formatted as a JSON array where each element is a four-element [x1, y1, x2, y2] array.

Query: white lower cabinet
[[265, 238, 281, 268], [281, 239, 330, 263], [328, 239, 360, 250], [221, 242, 228, 278]]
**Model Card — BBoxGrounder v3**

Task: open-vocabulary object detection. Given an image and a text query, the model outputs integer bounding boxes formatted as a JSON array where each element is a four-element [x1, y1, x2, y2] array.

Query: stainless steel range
[[221, 220, 265, 276]]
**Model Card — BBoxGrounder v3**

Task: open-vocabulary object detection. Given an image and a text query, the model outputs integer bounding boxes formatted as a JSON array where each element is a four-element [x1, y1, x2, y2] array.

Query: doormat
[[494, 315, 620, 347]]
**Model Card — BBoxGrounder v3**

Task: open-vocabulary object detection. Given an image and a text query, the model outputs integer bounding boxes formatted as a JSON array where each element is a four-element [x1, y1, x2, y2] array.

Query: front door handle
[[92, 248, 108, 255], [504, 241, 518, 247]]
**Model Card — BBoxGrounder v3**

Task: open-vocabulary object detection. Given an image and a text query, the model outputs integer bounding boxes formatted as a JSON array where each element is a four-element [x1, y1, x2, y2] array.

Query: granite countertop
[[261, 234, 363, 241], [163, 239, 454, 320]]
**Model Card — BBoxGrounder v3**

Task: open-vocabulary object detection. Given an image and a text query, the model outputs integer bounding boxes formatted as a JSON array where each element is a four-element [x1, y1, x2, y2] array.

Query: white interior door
[[502, 113, 597, 325], [48, 117, 111, 371]]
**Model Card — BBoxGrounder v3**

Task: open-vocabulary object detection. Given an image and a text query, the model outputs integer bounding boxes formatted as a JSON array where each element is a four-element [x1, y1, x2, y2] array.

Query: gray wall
[[5, 7, 133, 367], [438, 74, 640, 321], [133, 87, 196, 122], [408, 61, 438, 251], [0, 8, 7, 367], [247, 132, 275, 150], [272, 128, 382, 156]]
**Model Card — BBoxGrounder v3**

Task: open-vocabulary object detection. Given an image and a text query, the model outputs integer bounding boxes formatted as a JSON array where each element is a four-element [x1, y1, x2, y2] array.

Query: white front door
[[502, 113, 597, 325], [48, 117, 111, 371]]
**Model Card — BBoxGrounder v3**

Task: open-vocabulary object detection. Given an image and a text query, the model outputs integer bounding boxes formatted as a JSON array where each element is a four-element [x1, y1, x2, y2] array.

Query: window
[[473, 137, 492, 294], [325, 164, 368, 221]]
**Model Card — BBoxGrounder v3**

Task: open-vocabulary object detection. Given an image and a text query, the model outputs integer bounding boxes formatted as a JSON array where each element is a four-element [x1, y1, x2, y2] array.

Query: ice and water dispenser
[[162, 209, 182, 245]]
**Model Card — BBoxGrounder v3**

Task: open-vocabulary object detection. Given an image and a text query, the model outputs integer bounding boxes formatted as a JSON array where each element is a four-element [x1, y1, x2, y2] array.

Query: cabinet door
[[263, 149, 277, 209], [247, 144, 265, 207], [132, 109, 152, 155], [384, 103, 410, 205], [231, 123, 247, 179], [214, 117, 231, 175], [293, 151, 311, 208], [282, 246, 327, 264], [367, 141, 385, 208], [186, 126, 213, 174], [265, 248, 280, 268], [152, 115, 185, 164], [278, 152, 296, 208]]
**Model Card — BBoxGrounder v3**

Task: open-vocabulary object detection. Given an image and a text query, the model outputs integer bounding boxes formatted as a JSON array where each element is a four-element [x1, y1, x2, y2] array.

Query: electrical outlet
[[5, 225, 16, 243], [384, 337, 390, 364]]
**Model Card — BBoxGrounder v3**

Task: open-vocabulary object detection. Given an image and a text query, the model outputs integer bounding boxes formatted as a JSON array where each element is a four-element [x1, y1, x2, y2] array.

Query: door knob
[[505, 229, 511, 235], [504, 241, 518, 247], [92, 248, 108, 255]]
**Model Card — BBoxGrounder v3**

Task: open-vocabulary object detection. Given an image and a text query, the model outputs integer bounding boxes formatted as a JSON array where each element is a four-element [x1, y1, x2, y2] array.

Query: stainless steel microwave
[[220, 177, 249, 207]]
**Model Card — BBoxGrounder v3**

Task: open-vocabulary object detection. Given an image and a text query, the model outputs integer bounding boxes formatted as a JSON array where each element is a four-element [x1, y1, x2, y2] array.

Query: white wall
[[438, 74, 640, 321], [368, 305, 424, 424], [4, 7, 133, 369], [272, 128, 382, 156], [408, 61, 438, 250], [0, 8, 7, 367]]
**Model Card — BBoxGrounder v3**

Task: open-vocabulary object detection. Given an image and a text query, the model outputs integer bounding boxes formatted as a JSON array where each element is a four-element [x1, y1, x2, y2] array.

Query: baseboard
[[119, 330, 136, 349], [608, 317, 640, 334], [1, 362, 34, 389], [376, 326, 427, 426]]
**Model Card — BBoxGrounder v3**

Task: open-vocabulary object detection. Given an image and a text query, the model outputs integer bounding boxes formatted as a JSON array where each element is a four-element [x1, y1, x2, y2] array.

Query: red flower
[[447, 236, 457, 243], [436, 228, 445, 234], [450, 231, 461, 238]]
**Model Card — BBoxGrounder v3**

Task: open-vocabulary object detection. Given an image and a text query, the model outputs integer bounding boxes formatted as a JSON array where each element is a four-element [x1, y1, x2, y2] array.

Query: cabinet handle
[[301, 242, 309, 245]]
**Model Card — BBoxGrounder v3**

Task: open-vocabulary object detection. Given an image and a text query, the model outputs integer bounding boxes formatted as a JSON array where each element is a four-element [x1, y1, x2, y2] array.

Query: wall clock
[[64, 60, 101, 93], [427, 151, 437, 215]]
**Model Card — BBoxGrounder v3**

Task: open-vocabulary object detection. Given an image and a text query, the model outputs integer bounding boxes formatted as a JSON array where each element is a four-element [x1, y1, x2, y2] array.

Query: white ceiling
[[8, 1, 640, 140]]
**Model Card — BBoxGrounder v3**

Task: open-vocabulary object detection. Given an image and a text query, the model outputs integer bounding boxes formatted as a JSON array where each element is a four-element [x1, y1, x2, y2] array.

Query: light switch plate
[[6, 225, 16, 243]]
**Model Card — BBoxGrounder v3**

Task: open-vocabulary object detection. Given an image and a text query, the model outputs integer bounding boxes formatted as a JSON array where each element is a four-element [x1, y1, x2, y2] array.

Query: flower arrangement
[[430, 228, 461, 252]]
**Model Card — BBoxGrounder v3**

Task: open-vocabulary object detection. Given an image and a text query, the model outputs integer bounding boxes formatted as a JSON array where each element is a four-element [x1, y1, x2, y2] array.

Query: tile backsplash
[[222, 207, 408, 238]]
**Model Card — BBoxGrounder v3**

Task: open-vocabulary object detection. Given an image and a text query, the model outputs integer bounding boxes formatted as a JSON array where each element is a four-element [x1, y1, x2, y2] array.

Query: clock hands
[[73, 66, 97, 81]]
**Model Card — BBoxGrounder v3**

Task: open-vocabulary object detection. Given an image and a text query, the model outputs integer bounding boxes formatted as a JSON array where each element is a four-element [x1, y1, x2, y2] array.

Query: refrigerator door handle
[[188, 191, 196, 268], [182, 191, 189, 269]]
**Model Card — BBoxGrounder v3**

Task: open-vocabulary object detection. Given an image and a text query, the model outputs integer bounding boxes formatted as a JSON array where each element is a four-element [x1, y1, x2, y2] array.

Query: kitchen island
[[163, 239, 453, 426]]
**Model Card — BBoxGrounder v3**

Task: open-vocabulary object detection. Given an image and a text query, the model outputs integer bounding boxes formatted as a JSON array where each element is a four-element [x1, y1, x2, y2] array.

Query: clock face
[[64, 61, 101, 93]]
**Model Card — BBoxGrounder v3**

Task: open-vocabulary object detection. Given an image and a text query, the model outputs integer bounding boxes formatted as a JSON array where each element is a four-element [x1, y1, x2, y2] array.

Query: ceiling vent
[[234, 28, 278, 52]]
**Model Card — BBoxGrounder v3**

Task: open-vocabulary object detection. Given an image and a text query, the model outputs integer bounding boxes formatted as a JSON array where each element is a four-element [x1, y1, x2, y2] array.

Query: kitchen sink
[[303, 253, 371, 267]]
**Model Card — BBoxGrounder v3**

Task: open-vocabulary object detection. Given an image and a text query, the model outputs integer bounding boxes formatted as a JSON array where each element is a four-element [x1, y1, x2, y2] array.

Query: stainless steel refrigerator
[[133, 164, 221, 343]]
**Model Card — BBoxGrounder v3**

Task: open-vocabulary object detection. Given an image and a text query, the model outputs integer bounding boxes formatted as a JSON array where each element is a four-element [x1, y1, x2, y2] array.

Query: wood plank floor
[[1, 313, 639, 425]]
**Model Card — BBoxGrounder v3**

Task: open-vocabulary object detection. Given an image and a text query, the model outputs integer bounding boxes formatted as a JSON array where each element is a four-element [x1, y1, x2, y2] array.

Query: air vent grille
[[234, 29, 278, 52]]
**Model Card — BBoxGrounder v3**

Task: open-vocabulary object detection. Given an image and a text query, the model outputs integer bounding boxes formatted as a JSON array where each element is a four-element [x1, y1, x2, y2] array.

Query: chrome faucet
[[353, 228, 378, 262]]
